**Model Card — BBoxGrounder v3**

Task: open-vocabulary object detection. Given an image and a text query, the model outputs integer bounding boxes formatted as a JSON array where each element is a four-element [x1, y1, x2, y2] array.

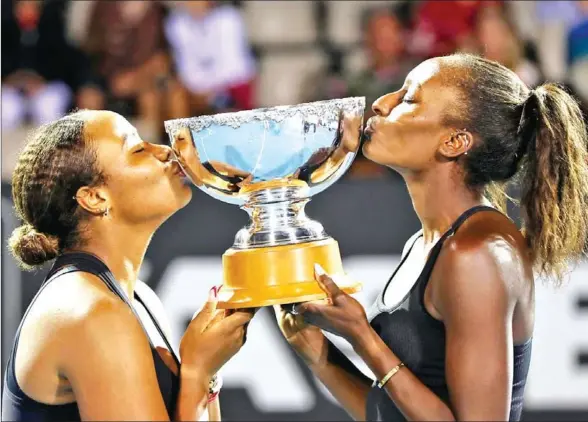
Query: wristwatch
[[208, 374, 223, 402]]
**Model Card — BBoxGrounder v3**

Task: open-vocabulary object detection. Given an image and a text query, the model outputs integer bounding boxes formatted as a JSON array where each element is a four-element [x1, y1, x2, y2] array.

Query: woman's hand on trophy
[[273, 303, 328, 368], [179, 286, 255, 379], [293, 264, 370, 349]]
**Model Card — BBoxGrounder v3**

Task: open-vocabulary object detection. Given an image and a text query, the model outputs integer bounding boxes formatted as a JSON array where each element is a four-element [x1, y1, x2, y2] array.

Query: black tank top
[[2, 253, 180, 421], [365, 205, 532, 421]]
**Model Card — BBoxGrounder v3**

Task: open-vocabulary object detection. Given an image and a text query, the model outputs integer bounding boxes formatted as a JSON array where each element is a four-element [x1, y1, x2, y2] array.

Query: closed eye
[[133, 148, 145, 154], [402, 95, 415, 104]]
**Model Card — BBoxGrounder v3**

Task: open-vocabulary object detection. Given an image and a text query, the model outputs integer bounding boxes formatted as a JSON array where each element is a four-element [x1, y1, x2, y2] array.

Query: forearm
[[175, 366, 210, 421], [308, 341, 372, 421], [355, 328, 455, 421], [208, 397, 221, 421]]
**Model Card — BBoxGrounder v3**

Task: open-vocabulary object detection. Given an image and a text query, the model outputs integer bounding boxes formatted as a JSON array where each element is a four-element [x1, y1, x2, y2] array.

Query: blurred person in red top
[[302, 5, 416, 179], [344, 6, 417, 113], [344, 5, 419, 179], [2, 0, 102, 130], [84, 1, 186, 129], [164, 1, 256, 115], [473, 6, 541, 88], [409, 0, 501, 58]]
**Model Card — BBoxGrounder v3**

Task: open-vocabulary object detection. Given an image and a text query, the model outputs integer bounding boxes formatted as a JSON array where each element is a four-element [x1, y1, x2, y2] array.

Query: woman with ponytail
[[275, 54, 588, 421]]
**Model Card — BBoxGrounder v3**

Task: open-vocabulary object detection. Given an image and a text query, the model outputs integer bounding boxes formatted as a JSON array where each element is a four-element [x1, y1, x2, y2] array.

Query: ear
[[439, 129, 473, 159], [74, 186, 109, 216]]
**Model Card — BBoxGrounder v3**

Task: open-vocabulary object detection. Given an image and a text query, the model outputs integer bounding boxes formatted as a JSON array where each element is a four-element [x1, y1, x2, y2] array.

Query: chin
[[165, 184, 193, 215], [362, 139, 403, 171], [176, 185, 193, 208], [361, 140, 384, 165]]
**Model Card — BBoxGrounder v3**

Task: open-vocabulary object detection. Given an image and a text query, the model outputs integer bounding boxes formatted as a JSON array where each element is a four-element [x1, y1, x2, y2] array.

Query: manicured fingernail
[[209, 287, 217, 300], [314, 263, 326, 276]]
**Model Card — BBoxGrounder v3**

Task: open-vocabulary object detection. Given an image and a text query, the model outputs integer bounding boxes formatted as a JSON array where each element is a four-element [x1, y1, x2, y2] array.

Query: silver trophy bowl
[[164, 97, 366, 252]]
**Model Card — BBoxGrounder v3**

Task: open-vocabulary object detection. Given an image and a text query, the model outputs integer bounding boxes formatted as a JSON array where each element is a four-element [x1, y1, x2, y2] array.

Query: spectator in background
[[535, 0, 585, 83], [1, 0, 102, 130], [345, 6, 416, 111], [344, 6, 416, 178], [568, 1, 588, 104], [84, 1, 185, 132], [300, 6, 416, 178], [302, 5, 414, 110], [409, 0, 501, 58], [473, 6, 541, 88], [164, 0, 256, 115]]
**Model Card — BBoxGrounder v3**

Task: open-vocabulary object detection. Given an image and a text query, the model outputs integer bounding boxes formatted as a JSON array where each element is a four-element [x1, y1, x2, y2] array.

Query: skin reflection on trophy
[[172, 127, 253, 193], [294, 111, 363, 184]]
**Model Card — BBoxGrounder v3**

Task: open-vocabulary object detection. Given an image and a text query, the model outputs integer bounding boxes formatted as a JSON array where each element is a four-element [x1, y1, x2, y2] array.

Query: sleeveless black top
[[365, 206, 532, 421], [2, 253, 180, 422]]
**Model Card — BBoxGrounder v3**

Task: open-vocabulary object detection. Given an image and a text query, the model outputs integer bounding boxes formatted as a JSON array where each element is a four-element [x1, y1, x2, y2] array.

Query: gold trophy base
[[217, 238, 361, 309]]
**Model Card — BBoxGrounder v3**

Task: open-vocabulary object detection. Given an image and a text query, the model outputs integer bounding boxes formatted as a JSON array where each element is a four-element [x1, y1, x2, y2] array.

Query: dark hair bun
[[8, 224, 60, 270]]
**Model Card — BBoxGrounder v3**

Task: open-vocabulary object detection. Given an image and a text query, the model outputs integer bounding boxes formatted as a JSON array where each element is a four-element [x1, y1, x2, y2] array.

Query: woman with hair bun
[[276, 53, 588, 421], [2, 110, 252, 421]]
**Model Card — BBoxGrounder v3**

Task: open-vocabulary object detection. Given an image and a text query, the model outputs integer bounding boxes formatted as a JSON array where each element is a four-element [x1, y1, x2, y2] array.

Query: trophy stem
[[232, 184, 328, 249]]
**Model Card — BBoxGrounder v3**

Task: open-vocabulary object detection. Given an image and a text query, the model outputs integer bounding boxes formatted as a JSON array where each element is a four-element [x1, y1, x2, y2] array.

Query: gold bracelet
[[376, 362, 405, 388]]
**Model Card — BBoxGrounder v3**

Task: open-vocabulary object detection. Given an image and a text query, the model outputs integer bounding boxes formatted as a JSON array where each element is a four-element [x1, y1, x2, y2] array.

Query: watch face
[[209, 374, 222, 394]]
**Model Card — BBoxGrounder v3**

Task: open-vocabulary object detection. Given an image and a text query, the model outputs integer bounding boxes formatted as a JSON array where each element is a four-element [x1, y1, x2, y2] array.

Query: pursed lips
[[169, 160, 186, 177]]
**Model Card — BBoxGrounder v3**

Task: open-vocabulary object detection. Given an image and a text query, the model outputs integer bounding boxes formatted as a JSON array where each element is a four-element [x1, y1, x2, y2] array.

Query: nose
[[152, 144, 173, 162], [372, 93, 397, 117]]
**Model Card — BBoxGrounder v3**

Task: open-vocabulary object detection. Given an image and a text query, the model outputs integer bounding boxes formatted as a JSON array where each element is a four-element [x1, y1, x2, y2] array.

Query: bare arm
[[62, 297, 173, 421], [275, 305, 371, 420], [62, 282, 212, 421], [278, 232, 424, 420], [135, 280, 226, 421], [208, 396, 221, 421], [298, 235, 517, 421], [354, 238, 515, 420], [308, 340, 373, 420]]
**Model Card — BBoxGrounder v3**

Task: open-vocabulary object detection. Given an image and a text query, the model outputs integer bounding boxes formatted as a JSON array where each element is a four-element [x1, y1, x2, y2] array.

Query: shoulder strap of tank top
[[417, 205, 503, 284], [446, 205, 502, 237], [378, 230, 424, 308], [52, 253, 181, 366], [52, 252, 129, 302], [134, 292, 181, 367]]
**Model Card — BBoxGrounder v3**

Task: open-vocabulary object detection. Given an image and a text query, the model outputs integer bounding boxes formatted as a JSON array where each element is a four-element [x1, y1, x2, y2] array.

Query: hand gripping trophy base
[[217, 238, 361, 309], [216, 179, 361, 309]]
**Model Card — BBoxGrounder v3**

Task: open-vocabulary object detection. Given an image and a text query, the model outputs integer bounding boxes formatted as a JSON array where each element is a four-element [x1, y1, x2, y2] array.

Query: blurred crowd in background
[[2, 0, 587, 179]]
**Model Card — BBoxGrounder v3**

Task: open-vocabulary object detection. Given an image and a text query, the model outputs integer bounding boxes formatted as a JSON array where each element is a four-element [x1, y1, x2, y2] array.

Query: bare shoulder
[[443, 210, 530, 272], [14, 271, 150, 401], [431, 210, 533, 316], [33, 272, 149, 361], [41, 276, 171, 420], [21, 271, 130, 334]]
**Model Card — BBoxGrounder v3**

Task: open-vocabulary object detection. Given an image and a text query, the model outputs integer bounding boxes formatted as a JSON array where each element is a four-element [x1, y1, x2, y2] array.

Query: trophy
[[164, 97, 366, 309]]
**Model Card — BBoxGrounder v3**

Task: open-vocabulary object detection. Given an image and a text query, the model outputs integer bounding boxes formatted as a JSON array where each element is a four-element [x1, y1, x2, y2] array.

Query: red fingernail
[[209, 287, 217, 299]]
